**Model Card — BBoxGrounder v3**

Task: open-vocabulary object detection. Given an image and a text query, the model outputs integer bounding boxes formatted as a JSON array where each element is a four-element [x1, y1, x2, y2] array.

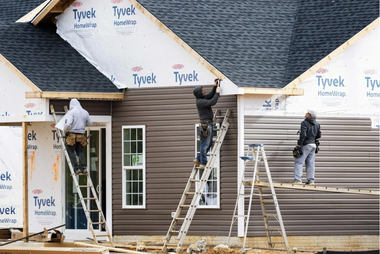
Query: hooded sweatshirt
[[193, 86, 220, 122], [64, 99, 93, 134], [297, 117, 321, 146]]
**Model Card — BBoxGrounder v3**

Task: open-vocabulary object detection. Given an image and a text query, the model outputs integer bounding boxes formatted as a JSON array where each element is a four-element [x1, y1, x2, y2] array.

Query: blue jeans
[[196, 123, 214, 165], [293, 144, 316, 182]]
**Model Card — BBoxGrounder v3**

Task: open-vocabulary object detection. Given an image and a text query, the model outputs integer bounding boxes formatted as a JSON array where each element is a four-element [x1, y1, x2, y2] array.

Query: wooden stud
[[22, 122, 29, 242]]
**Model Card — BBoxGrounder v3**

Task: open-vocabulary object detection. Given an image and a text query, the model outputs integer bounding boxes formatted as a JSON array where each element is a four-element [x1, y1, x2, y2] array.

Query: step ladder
[[227, 143, 290, 254], [162, 109, 231, 253], [50, 105, 114, 247]]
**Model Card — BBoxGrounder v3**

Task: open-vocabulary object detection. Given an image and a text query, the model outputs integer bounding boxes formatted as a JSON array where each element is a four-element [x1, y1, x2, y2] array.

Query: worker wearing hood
[[193, 79, 221, 169], [64, 99, 93, 174]]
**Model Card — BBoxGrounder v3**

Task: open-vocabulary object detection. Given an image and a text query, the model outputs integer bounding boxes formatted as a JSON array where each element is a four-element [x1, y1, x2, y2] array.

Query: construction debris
[[186, 237, 207, 254], [136, 241, 146, 252]]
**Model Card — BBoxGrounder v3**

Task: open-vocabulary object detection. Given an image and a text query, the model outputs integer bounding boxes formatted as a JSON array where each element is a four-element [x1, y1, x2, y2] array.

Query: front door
[[64, 128, 107, 240]]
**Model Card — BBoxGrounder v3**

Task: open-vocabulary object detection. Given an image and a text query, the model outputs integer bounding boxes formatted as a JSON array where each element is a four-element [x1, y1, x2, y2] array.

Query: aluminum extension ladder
[[50, 105, 114, 247], [162, 109, 231, 253], [228, 143, 290, 254]]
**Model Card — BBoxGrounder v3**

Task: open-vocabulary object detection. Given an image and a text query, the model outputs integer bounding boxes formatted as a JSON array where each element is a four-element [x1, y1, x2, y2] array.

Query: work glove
[[216, 87, 221, 94]]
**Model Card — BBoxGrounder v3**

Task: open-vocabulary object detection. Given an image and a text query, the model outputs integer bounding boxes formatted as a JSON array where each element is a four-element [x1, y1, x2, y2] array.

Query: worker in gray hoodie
[[192, 79, 221, 169], [64, 99, 93, 174]]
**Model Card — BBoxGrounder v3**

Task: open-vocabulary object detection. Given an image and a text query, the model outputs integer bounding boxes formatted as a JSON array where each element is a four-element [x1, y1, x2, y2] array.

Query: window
[[195, 123, 220, 208], [122, 126, 145, 208]]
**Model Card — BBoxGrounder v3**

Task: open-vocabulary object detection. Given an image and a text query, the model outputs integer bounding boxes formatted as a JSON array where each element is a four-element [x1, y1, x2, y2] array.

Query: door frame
[[62, 119, 112, 241]]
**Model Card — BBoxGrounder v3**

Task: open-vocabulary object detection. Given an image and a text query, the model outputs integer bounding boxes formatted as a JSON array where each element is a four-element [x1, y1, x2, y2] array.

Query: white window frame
[[122, 125, 146, 209], [195, 123, 220, 209]]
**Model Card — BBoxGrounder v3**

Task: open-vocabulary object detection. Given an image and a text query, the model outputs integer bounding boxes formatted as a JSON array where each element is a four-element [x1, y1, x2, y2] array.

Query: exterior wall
[[243, 115, 379, 236], [111, 86, 238, 236], [50, 100, 112, 116]]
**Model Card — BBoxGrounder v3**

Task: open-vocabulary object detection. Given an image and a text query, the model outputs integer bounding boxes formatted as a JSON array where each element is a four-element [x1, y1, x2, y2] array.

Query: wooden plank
[[31, 0, 60, 26], [0, 247, 109, 254], [25, 92, 124, 100], [16, 0, 49, 23], [244, 87, 304, 96], [73, 242, 150, 254], [246, 180, 380, 196]]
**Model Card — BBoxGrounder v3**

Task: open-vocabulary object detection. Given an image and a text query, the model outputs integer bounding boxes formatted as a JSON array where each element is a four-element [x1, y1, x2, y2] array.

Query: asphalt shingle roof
[[136, 0, 379, 88], [0, 1, 122, 94]]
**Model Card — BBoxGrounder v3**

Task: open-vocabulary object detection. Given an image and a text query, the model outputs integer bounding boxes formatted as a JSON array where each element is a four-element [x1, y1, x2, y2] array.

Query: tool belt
[[199, 119, 211, 138], [66, 133, 88, 147]]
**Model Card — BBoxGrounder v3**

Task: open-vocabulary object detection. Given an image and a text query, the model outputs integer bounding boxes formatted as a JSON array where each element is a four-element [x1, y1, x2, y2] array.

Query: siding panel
[[244, 115, 379, 236], [112, 86, 238, 236], [50, 99, 111, 115]]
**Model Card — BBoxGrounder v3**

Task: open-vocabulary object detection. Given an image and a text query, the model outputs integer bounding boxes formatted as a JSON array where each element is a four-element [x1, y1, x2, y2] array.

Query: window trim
[[121, 125, 146, 209], [195, 123, 221, 209]]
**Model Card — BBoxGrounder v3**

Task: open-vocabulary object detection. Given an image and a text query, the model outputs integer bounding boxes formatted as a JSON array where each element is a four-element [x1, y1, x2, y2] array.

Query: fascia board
[[17, 0, 50, 23], [0, 54, 41, 92], [31, 0, 60, 26], [25, 91, 125, 100]]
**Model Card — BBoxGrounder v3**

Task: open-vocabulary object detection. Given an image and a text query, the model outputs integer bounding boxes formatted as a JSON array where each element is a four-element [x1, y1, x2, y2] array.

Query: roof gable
[[0, 1, 123, 100], [135, 0, 379, 89]]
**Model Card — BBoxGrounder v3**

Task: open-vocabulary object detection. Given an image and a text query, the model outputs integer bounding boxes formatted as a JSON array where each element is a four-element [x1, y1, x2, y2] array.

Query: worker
[[64, 99, 93, 174]]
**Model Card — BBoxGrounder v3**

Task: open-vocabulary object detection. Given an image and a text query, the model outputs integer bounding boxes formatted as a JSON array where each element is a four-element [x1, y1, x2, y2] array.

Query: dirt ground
[[179, 246, 317, 254]]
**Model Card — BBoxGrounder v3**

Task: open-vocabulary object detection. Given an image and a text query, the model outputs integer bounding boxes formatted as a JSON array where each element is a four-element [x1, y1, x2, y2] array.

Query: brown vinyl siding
[[243, 115, 379, 236], [112, 86, 238, 236], [49, 99, 111, 115]]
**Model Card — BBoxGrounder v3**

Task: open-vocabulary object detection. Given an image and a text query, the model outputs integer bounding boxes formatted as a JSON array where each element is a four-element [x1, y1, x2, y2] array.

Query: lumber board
[[244, 180, 380, 196]]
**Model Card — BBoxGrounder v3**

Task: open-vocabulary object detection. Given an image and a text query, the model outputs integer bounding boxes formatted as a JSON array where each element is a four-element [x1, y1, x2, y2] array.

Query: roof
[[135, 0, 379, 89], [0, 1, 124, 100]]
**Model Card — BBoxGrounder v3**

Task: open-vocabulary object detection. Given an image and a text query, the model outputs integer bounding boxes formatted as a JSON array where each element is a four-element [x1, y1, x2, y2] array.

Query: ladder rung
[[262, 199, 274, 203], [79, 185, 92, 188], [266, 227, 281, 231], [175, 217, 185, 221], [91, 222, 105, 225], [170, 230, 179, 233], [84, 197, 97, 200], [95, 234, 110, 237], [233, 215, 248, 218], [263, 213, 278, 217], [269, 241, 286, 244], [190, 179, 200, 182], [185, 192, 195, 195], [239, 194, 253, 198], [88, 210, 101, 213]]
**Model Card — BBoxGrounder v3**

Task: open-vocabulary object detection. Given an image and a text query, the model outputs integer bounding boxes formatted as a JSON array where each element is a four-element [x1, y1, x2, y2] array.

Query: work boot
[[306, 180, 314, 186], [193, 159, 200, 167], [82, 166, 87, 174], [198, 164, 206, 169], [290, 179, 302, 184], [74, 165, 81, 175]]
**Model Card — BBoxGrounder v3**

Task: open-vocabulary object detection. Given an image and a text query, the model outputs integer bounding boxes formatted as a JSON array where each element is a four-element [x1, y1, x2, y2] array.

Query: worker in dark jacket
[[292, 109, 321, 185], [192, 79, 221, 169]]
